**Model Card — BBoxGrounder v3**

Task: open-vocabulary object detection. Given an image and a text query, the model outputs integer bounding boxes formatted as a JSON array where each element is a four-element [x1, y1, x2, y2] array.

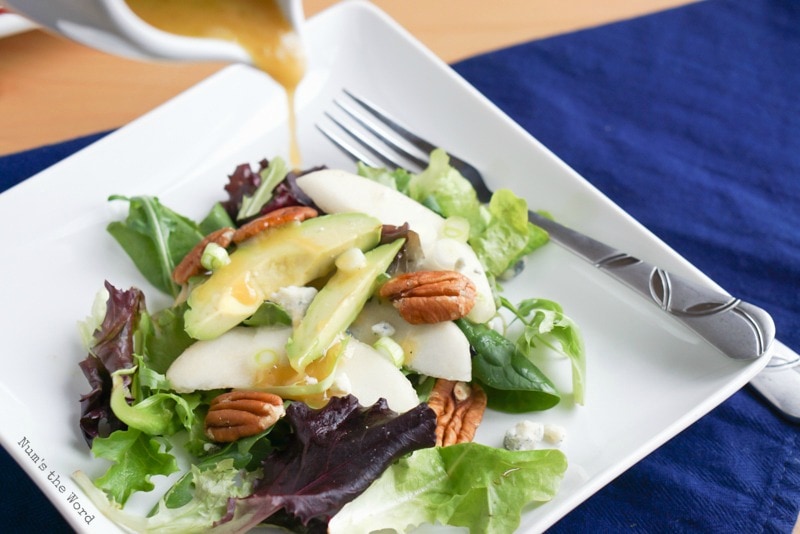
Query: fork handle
[[528, 211, 775, 360]]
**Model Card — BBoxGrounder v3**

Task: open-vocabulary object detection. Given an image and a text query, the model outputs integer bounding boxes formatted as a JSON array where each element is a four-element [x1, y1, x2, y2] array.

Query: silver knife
[[750, 342, 800, 423], [527, 210, 775, 361]]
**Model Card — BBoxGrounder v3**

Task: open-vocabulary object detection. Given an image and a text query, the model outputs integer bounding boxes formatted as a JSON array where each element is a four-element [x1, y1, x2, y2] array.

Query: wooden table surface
[[0, 0, 696, 156]]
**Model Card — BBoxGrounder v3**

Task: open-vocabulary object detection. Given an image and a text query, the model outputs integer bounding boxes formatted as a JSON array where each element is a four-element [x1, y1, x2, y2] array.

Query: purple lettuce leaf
[[216, 395, 436, 532], [78, 282, 145, 446], [221, 161, 266, 221], [258, 168, 323, 215], [221, 159, 324, 222]]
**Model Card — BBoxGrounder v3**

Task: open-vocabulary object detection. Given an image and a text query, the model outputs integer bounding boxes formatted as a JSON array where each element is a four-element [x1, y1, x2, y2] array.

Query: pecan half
[[205, 390, 285, 442], [379, 270, 476, 324], [232, 206, 318, 243], [427, 379, 487, 447], [172, 227, 235, 285]]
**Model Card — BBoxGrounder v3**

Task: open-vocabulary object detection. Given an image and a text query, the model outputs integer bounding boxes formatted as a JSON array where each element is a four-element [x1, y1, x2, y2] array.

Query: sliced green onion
[[441, 216, 470, 242], [373, 336, 404, 368], [200, 242, 230, 272]]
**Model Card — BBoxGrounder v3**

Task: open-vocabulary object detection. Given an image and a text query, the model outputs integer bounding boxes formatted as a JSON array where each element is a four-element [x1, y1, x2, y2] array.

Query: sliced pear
[[166, 326, 292, 393], [166, 325, 345, 401], [296, 170, 496, 323], [332, 337, 420, 413], [350, 299, 472, 382]]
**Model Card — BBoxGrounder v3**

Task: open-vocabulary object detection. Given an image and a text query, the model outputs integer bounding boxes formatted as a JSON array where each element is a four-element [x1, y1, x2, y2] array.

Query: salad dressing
[[254, 341, 342, 407], [124, 0, 306, 167]]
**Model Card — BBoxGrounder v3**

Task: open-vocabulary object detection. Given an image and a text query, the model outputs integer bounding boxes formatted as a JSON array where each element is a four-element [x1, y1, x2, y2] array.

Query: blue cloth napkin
[[1, 0, 797, 531], [453, 0, 800, 532]]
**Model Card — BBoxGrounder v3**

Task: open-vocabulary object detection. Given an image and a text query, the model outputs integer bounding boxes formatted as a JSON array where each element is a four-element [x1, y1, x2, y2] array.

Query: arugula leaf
[[91, 428, 179, 505], [456, 319, 560, 412], [107, 196, 204, 297], [502, 297, 587, 405], [329, 443, 568, 534], [216, 395, 437, 531]]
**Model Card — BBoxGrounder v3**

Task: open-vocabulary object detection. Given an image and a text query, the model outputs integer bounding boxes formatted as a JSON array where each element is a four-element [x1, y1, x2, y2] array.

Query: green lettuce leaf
[[357, 161, 412, 194], [329, 443, 567, 534], [74, 459, 257, 534], [109, 365, 199, 437], [471, 188, 549, 277], [91, 429, 179, 505], [408, 148, 486, 234]]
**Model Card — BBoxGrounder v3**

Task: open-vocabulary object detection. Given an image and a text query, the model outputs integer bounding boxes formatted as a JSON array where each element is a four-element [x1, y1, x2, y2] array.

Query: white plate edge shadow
[[0, 1, 772, 533]]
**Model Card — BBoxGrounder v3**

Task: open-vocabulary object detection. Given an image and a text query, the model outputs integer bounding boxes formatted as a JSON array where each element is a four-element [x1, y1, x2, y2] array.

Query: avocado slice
[[286, 238, 405, 372], [184, 212, 383, 340]]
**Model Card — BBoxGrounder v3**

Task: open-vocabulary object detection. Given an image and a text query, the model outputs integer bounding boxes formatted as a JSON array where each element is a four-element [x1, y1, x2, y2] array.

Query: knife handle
[[595, 252, 774, 360], [528, 211, 775, 360]]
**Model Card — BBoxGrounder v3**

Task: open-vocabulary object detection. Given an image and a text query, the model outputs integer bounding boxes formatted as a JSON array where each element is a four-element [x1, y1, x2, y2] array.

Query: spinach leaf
[[456, 319, 560, 412], [107, 196, 204, 297]]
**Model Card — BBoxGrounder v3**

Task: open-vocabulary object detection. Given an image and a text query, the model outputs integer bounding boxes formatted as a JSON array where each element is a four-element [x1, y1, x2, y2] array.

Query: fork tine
[[343, 89, 438, 156], [320, 90, 493, 203], [334, 97, 429, 171], [322, 110, 411, 171], [343, 90, 493, 202], [315, 122, 381, 169]]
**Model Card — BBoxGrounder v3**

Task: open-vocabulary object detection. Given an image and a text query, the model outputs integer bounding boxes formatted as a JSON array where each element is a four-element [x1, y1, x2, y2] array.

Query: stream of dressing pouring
[[4, 0, 306, 166]]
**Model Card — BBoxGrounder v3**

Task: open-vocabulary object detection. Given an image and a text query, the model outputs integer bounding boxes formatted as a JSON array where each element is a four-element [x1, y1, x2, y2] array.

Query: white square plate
[[0, 1, 769, 532]]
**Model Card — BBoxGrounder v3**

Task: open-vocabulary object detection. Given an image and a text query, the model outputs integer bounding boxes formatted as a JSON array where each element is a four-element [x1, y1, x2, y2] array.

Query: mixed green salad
[[74, 148, 585, 533]]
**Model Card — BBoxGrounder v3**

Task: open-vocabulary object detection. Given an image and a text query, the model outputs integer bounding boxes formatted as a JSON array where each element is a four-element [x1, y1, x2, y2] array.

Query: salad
[[74, 148, 585, 533]]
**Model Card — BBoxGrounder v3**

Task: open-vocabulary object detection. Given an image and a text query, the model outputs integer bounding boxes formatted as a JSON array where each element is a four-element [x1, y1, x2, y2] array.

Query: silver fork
[[316, 90, 776, 362]]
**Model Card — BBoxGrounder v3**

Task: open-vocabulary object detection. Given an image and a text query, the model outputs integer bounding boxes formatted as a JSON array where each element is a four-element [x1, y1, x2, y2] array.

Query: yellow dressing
[[125, 0, 306, 167], [254, 338, 346, 408]]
